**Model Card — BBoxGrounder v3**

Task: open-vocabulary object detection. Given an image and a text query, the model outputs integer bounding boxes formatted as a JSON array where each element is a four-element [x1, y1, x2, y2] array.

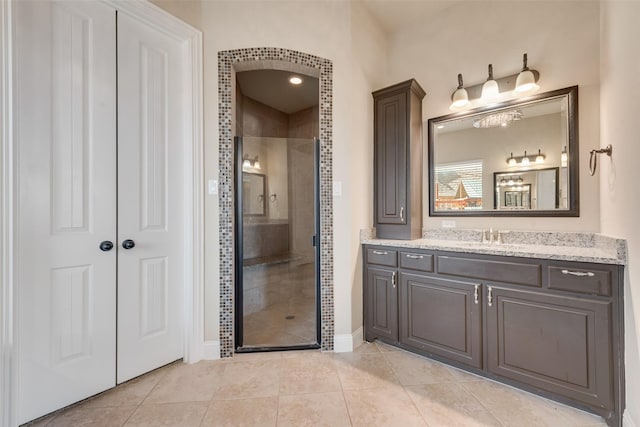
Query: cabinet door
[[486, 286, 612, 410], [399, 274, 482, 368], [375, 92, 407, 225], [365, 267, 398, 342]]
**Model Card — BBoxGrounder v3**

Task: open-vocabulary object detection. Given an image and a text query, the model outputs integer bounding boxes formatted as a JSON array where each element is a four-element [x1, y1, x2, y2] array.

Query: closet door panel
[[116, 12, 186, 383], [15, 1, 117, 423]]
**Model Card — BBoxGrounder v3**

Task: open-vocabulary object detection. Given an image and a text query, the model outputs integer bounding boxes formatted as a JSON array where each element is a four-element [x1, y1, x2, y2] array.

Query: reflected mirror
[[242, 172, 266, 216], [428, 86, 578, 216]]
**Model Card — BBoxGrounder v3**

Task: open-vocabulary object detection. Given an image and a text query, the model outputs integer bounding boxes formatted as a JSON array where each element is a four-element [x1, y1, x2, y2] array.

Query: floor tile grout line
[[380, 350, 433, 427], [332, 350, 355, 426]]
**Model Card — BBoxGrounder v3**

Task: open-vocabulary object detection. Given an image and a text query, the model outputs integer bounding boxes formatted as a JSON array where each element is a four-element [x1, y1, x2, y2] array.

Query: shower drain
[[285, 315, 295, 320]]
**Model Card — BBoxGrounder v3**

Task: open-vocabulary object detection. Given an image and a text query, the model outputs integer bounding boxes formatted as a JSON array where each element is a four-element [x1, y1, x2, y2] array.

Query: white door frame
[[0, 1, 203, 425]]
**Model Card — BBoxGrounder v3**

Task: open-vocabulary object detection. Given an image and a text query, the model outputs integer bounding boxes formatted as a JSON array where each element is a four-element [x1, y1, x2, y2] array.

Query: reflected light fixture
[[481, 64, 499, 102], [242, 154, 261, 170], [561, 146, 568, 167], [515, 53, 540, 94], [449, 73, 470, 111], [473, 110, 523, 128], [289, 76, 303, 85]]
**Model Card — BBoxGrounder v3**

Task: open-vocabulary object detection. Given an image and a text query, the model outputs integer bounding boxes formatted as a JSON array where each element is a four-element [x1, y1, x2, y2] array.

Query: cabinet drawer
[[399, 251, 434, 272], [367, 248, 397, 267], [548, 266, 612, 296], [437, 255, 541, 287]]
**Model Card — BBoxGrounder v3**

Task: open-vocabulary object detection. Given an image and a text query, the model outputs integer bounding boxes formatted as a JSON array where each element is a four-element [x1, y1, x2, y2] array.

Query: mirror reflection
[[429, 86, 577, 216], [242, 172, 266, 216]]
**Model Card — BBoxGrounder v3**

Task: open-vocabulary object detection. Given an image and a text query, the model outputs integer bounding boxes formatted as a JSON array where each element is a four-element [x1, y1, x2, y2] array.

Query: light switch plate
[[208, 179, 218, 195], [333, 181, 342, 197], [442, 220, 456, 228]]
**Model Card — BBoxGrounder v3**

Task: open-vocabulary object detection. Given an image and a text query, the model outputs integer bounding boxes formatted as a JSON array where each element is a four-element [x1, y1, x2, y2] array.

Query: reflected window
[[434, 160, 483, 211]]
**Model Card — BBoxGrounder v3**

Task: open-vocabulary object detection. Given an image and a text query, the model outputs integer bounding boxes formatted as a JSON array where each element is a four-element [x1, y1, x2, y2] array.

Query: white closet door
[[15, 1, 117, 423], [116, 12, 186, 383]]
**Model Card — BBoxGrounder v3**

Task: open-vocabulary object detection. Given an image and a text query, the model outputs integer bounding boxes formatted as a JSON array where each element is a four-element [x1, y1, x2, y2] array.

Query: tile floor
[[242, 260, 316, 347], [27, 341, 608, 427]]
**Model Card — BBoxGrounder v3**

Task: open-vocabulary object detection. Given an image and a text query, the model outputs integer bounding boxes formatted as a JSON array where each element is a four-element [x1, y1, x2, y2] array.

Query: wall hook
[[589, 144, 612, 176]]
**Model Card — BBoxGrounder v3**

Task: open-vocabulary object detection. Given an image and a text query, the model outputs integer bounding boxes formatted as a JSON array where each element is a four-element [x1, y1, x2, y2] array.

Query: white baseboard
[[202, 340, 221, 360], [333, 327, 364, 353], [624, 410, 638, 427]]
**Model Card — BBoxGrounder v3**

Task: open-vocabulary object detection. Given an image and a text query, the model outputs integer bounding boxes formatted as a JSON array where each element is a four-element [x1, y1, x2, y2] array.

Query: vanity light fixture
[[561, 146, 568, 167], [481, 64, 500, 102], [514, 53, 540, 95], [289, 76, 303, 85], [242, 154, 261, 170], [449, 73, 470, 111], [448, 54, 540, 111], [506, 150, 545, 167]]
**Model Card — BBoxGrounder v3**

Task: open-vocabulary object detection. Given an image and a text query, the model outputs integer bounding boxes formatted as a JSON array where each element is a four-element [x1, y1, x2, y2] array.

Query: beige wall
[[149, 5, 640, 400], [600, 2, 640, 425], [150, 0, 384, 342], [385, 0, 601, 232]]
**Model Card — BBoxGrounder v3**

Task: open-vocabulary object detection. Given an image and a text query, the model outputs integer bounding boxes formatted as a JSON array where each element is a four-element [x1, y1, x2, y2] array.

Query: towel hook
[[589, 144, 612, 176]]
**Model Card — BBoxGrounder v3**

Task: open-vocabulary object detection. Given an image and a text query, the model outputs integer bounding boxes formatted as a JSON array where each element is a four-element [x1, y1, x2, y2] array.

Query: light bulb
[[289, 76, 303, 85], [521, 151, 530, 166], [535, 149, 545, 164], [508, 153, 517, 166], [515, 53, 540, 95], [242, 158, 251, 169], [253, 159, 261, 170], [450, 73, 470, 110], [481, 64, 500, 102]]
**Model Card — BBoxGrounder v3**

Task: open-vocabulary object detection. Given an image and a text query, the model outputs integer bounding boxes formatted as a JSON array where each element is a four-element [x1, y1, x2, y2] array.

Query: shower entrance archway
[[218, 48, 333, 357]]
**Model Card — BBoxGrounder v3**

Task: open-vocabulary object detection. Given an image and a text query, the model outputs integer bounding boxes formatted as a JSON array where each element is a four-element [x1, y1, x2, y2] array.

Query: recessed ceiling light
[[289, 76, 303, 85]]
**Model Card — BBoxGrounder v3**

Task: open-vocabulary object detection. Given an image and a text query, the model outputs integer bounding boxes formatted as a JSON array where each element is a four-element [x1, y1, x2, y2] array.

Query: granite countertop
[[360, 229, 627, 265]]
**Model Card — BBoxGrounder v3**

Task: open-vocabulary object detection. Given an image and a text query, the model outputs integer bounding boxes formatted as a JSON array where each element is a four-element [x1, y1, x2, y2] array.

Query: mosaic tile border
[[218, 48, 334, 357]]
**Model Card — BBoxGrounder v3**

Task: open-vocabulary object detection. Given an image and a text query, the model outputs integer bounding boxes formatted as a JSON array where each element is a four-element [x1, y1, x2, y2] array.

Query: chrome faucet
[[482, 228, 502, 244]]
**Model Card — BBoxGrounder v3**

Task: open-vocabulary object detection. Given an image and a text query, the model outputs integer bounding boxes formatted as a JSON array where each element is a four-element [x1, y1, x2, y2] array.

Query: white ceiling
[[236, 69, 319, 115], [361, 0, 462, 35]]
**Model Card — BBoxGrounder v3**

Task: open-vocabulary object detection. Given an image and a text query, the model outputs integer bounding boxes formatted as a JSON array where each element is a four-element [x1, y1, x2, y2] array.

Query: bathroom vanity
[[362, 232, 626, 426]]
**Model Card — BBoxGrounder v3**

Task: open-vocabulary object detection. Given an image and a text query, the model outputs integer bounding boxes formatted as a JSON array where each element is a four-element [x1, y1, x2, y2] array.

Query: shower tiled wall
[[218, 48, 333, 357]]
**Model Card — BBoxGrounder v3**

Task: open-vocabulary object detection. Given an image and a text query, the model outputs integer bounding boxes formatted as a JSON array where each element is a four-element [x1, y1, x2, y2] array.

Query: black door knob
[[99, 241, 114, 252], [122, 239, 135, 250]]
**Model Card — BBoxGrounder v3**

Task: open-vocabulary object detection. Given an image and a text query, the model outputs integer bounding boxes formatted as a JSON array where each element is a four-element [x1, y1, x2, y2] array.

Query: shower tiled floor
[[242, 260, 317, 347], [28, 341, 607, 426]]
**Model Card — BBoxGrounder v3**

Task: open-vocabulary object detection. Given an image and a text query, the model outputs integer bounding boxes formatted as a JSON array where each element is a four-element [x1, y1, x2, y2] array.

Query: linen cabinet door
[[486, 286, 613, 411], [365, 267, 398, 342], [399, 274, 482, 368]]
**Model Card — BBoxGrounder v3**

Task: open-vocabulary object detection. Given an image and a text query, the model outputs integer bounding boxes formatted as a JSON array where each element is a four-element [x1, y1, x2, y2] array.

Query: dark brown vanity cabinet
[[486, 286, 613, 410], [399, 274, 482, 368], [363, 245, 624, 426], [372, 80, 425, 240], [364, 248, 398, 342]]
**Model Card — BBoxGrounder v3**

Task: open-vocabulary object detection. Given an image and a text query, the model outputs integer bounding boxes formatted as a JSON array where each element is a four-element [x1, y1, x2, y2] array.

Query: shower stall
[[234, 136, 320, 351]]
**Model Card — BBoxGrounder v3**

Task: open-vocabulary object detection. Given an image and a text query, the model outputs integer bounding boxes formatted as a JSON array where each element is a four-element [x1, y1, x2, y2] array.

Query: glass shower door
[[234, 136, 320, 351]]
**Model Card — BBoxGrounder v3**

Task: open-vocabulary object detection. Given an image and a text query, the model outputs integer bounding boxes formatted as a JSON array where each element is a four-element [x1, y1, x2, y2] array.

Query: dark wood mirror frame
[[428, 85, 579, 217]]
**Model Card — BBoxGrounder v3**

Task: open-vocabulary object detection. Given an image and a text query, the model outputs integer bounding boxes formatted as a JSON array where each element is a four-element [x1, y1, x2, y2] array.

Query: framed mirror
[[242, 172, 266, 216], [428, 86, 578, 217]]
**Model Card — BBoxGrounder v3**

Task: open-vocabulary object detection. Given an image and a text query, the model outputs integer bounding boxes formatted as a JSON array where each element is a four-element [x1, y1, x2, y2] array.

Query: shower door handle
[[312, 235, 317, 247]]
